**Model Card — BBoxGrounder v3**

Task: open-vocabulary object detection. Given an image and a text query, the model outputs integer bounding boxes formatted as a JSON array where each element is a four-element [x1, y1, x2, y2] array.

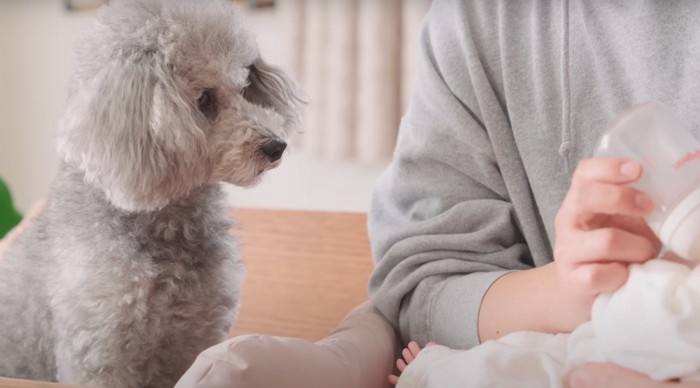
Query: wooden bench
[[230, 208, 374, 341], [0, 208, 375, 387]]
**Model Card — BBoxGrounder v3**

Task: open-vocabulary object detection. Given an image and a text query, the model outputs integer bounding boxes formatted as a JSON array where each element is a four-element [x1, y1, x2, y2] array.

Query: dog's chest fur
[[0, 164, 243, 386]]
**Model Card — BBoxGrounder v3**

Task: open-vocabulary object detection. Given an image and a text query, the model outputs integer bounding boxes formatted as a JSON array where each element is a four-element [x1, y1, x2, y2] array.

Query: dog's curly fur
[[0, 0, 302, 386]]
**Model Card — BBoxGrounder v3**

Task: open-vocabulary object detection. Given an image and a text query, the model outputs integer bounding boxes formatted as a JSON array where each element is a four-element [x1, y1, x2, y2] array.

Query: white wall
[[0, 1, 93, 213], [0, 1, 388, 214]]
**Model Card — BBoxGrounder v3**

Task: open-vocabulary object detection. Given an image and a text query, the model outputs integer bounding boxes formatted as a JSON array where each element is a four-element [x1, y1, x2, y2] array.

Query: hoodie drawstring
[[559, 0, 572, 174]]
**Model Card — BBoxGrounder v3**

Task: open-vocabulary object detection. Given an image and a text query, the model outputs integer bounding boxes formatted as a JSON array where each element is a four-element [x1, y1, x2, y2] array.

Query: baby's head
[[57, 0, 303, 211]]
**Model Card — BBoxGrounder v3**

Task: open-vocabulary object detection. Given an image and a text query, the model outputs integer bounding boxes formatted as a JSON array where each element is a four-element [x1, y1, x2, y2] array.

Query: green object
[[0, 178, 23, 238]]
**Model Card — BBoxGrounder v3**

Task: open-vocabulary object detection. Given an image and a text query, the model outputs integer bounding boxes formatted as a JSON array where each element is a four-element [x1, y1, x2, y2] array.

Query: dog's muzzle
[[261, 139, 287, 162]]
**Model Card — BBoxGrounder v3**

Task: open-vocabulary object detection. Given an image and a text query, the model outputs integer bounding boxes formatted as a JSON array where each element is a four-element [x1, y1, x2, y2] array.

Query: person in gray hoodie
[[369, 0, 700, 385]]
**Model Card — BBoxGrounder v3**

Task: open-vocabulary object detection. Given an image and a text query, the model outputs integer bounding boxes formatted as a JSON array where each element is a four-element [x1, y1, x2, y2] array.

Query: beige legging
[[176, 302, 399, 388]]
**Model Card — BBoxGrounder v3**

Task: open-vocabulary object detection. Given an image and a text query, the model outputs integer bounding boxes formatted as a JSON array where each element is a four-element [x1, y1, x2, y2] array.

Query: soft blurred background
[[0, 0, 431, 214]]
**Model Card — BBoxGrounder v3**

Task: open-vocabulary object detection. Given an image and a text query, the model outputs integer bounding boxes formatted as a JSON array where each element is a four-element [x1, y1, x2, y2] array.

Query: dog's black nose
[[261, 139, 287, 162]]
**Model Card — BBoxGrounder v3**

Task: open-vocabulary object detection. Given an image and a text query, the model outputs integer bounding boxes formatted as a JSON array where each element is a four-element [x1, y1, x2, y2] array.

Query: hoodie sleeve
[[368, 0, 534, 350]]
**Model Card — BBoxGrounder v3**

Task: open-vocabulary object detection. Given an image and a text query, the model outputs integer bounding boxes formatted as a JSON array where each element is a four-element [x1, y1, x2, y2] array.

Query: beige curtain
[[280, 0, 432, 163]]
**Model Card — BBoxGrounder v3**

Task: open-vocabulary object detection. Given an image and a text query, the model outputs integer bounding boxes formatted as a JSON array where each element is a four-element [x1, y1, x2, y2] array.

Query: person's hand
[[0, 199, 46, 259], [567, 363, 696, 388], [553, 158, 661, 329]]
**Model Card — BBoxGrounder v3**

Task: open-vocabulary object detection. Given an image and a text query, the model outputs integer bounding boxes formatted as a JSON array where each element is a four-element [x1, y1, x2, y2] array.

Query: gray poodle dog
[[0, 0, 302, 386]]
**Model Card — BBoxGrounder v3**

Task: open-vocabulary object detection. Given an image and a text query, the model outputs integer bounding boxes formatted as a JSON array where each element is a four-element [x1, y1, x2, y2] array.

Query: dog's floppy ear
[[57, 60, 208, 211], [244, 57, 305, 134]]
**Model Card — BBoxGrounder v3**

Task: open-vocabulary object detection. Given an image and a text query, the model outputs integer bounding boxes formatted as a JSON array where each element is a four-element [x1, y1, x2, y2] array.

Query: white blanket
[[398, 259, 700, 388]]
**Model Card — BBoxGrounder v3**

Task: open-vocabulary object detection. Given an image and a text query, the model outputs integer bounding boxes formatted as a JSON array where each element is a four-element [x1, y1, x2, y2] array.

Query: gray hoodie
[[369, 0, 700, 349]]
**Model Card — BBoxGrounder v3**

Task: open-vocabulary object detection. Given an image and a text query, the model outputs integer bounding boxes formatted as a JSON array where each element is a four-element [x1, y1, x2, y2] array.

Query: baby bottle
[[594, 102, 700, 261]]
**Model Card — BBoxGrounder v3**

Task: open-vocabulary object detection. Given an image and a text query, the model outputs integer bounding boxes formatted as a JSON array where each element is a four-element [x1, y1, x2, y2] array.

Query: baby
[[390, 255, 700, 387]]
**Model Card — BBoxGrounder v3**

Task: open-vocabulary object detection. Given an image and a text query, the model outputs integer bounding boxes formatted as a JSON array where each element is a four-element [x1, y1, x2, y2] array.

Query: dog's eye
[[197, 89, 217, 117]]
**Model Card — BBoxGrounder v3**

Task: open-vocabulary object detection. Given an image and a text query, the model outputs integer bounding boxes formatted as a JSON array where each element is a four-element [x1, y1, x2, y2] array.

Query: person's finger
[[573, 158, 642, 185], [396, 359, 407, 372], [572, 182, 654, 219], [557, 159, 650, 231], [557, 186, 653, 232], [573, 228, 657, 264], [401, 348, 414, 364], [426, 341, 437, 347], [571, 262, 629, 295], [407, 341, 421, 358], [555, 228, 657, 271], [608, 215, 662, 251]]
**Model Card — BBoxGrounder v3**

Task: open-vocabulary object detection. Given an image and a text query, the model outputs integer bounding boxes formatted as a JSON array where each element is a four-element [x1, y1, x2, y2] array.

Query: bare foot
[[388, 341, 436, 385]]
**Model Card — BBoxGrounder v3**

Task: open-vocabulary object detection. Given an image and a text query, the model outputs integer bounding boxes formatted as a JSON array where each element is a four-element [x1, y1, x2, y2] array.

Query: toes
[[388, 374, 399, 385], [407, 341, 421, 357], [396, 358, 407, 372], [402, 347, 415, 364]]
